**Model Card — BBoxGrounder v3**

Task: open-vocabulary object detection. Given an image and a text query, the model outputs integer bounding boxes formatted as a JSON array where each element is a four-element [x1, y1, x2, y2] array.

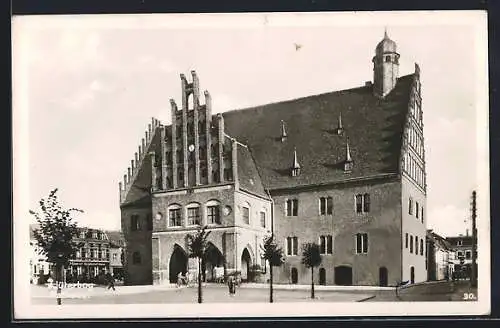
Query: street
[[30, 280, 477, 305], [31, 284, 374, 304]]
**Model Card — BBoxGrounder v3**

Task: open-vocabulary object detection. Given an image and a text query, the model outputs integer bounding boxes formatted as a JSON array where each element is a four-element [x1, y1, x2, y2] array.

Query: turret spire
[[291, 147, 301, 177], [336, 112, 344, 135], [344, 137, 353, 173]]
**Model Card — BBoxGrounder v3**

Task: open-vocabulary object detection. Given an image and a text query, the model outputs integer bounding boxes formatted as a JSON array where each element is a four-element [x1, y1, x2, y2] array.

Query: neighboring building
[[446, 233, 475, 279], [119, 31, 428, 286], [426, 230, 453, 281], [29, 225, 52, 284], [106, 230, 126, 279], [29, 224, 124, 283], [69, 228, 112, 282]]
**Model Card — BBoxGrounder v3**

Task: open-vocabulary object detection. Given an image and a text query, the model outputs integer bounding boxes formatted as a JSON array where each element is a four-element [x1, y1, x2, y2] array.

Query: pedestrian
[[106, 272, 115, 291], [227, 275, 234, 297]]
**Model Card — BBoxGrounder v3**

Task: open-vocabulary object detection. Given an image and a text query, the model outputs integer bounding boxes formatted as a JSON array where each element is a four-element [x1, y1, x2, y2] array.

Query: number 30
[[463, 293, 476, 300]]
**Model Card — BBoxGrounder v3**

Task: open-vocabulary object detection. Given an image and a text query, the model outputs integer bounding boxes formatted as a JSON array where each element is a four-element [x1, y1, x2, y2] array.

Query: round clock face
[[155, 213, 162, 220], [188, 144, 195, 152], [223, 206, 232, 216]]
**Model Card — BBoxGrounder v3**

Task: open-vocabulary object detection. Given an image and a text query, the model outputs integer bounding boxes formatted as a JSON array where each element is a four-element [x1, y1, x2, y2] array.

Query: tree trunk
[[56, 264, 62, 305], [269, 265, 273, 303], [198, 257, 202, 304], [311, 267, 315, 299]]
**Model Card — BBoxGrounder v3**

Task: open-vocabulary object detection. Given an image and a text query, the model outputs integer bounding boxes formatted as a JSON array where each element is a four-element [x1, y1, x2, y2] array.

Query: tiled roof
[[223, 74, 415, 190], [446, 236, 473, 247], [236, 143, 268, 198], [105, 230, 125, 247], [427, 231, 452, 250]]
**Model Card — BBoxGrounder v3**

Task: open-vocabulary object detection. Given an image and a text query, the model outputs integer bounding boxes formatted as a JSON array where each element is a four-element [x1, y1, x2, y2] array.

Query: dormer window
[[291, 147, 300, 177], [336, 112, 344, 135], [280, 120, 287, 142], [344, 137, 353, 173]]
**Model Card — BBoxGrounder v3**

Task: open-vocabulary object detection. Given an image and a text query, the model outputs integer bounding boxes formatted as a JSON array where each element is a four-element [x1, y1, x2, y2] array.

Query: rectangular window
[[187, 207, 201, 226], [421, 207, 424, 223], [207, 206, 221, 224], [409, 198, 413, 215], [242, 207, 250, 225], [169, 209, 182, 227], [405, 233, 409, 248], [465, 251, 471, 259], [260, 211, 266, 228], [319, 197, 333, 215], [319, 235, 333, 255], [130, 215, 140, 231], [355, 233, 368, 254], [415, 237, 419, 255], [355, 194, 363, 213], [355, 194, 370, 213], [410, 235, 414, 253], [286, 237, 298, 256], [416, 202, 420, 218], [420, 240, 424, 256], [363, 194, 370, 213], [113, 253, 117, 260], [285, 199, 299, 216]]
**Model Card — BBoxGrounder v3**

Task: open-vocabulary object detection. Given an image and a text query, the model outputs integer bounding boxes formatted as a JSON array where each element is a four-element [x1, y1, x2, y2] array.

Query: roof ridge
[[222, 74, 415, 117]]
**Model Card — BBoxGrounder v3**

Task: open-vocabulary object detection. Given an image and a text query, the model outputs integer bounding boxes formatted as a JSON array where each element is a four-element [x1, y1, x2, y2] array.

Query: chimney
[[365, 81, 372, 87], [466, 229, 469, 237]]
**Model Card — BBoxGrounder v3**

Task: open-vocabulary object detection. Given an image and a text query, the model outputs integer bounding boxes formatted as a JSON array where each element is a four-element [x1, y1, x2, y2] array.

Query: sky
[[13, 12, 489, 237]]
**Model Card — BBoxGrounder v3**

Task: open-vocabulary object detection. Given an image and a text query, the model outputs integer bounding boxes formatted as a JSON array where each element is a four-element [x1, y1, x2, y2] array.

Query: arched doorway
[[379, 267, 388, 286], [291, 267, 298, 284], [319, 268, 326, 285], [169, 245, 188, 283], [241, 248, 251, 282], [410, 266, 415, 284], [334, 266, 352, 286], [203, 243, 224, 282]]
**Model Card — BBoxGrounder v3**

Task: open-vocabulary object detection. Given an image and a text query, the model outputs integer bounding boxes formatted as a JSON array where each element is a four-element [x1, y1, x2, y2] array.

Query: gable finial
[[280, 120, 287, 142], [384, 27, 388, 39], [291, 147, 301, 177]]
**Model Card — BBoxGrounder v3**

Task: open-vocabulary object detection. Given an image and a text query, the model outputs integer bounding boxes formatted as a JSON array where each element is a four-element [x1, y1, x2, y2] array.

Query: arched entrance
[[334, 266, 352, 286], [410, 266, 415, 284], [169, 245, 188, 283], [379, 267, 388, 286], [319, 268, 326, 285], [291, 267, 298, 284], [203, 243, 224, 282], [241, 248, 251, 282]]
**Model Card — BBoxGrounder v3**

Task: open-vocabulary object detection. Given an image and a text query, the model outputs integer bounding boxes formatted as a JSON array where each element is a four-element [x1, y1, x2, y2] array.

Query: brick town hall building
[[119, 32, 428, 286]]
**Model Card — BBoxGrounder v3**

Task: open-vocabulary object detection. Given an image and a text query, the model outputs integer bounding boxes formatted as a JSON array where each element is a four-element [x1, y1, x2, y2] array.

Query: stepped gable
[[222, 74, 414, 190]]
